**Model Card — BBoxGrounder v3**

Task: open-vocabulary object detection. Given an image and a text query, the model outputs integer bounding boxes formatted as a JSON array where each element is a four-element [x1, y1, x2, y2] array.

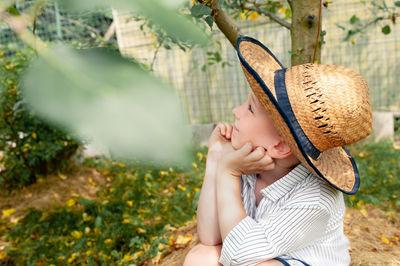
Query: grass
[[0, 141, 398, 265]]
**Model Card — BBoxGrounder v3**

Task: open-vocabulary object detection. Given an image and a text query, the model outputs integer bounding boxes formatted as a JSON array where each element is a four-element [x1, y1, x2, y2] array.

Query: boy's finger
[[218, 124, 226, 136], [237, 142, 252, 156], [225, 123, 233, 139], [247, 146, 265, 161]]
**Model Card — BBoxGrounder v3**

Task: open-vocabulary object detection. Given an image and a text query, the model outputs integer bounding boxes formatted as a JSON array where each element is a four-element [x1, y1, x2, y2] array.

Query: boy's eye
[[248, 104, 254, 113]]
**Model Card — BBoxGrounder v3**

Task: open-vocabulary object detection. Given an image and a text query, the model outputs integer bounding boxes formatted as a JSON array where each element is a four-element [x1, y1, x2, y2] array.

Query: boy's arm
[[216, 146, 331, 265], [216, 143, 275, 240], [197, 124, 234, 245]]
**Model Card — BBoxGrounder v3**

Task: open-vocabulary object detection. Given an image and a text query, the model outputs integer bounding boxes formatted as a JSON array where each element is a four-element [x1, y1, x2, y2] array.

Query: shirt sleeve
[[219, 205, 330, 266]]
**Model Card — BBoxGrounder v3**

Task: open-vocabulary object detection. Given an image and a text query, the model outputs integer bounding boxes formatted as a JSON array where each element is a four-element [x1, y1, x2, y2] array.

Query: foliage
[[1, 147, 207, 265], [1, 141, 399, 264], [346, 140, 400, 210], [337, 0, 400, 42], [0, 49, 81, 189]]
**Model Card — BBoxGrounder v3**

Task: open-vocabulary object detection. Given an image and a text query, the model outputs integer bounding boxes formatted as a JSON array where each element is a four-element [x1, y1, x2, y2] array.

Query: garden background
[[0, 0, 399, 265]]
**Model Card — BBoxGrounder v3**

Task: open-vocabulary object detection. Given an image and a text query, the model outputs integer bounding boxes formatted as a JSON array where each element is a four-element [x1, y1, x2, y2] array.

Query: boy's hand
[[207, 123, 234, 159], [218, 142, 275, 178]]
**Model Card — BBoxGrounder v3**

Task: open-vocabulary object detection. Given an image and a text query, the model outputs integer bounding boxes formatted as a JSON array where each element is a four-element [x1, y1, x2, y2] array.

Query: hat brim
[[237, 36, 360, 194]]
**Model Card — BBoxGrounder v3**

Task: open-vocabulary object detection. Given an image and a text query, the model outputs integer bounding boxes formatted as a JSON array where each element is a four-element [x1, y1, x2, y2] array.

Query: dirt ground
[[1, 166, 399, 265]]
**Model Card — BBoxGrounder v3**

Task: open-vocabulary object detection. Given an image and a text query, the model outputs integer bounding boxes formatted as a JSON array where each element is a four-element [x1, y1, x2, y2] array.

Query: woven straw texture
[[238, 40, 372, 193]]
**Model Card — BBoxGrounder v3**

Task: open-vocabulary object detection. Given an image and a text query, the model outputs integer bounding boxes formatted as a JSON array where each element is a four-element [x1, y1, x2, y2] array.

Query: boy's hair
[[236, 36, 372, 195]]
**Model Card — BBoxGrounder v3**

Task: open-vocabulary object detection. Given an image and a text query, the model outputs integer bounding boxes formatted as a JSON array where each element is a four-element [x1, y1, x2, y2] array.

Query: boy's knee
[[183, 243, 222, 266]]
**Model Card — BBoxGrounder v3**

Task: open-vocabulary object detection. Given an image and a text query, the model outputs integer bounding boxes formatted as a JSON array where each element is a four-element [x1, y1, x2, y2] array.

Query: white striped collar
[[260, 164, 311, 202]]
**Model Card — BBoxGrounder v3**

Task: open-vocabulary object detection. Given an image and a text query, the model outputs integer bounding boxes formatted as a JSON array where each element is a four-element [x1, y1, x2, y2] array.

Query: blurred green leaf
[[382, 25, 391, 34], [6, 7, 20, 16], [205, 15, 215, 29], [55, 0, 209, 46], [395, 1, 400, 7], [190, 5, 212, 17], [22, 45, 190, 164], [350, 15, 360, 24]]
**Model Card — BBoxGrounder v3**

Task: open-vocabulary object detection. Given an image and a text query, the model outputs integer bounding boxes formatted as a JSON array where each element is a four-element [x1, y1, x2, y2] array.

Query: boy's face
[[231, 92, 282, 153]]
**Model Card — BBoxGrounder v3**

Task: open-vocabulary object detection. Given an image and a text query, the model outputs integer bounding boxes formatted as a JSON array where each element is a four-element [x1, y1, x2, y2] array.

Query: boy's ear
[[267, 139, 292, 159]]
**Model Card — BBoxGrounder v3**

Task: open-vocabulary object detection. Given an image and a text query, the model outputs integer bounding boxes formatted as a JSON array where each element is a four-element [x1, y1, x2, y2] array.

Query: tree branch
[[210, 0, 241, 49], [242, 5, 291, 29]]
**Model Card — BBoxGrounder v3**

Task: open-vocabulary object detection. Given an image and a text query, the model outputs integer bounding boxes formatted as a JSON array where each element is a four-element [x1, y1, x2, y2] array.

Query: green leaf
[[395, 1, 400, 7], [191, 5, 212, 18], [79, 198, 95, 206], [6, 7, 20, 16], [350, 15, 360, 24], [382, 25, 391, 34], [22, 45, 191, 164], [56, 0, 209, 46], [285, 8, 292, 19], [204, 15, 215, 29], [95, 216, 102, 227]]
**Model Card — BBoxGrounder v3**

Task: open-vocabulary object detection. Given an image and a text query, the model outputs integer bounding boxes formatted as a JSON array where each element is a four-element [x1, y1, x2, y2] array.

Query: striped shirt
[[219, 164, 350, 266]]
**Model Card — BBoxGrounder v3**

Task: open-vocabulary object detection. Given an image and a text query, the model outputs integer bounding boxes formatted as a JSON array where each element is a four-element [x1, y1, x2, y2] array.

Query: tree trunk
[[288, 0, 322, 66]]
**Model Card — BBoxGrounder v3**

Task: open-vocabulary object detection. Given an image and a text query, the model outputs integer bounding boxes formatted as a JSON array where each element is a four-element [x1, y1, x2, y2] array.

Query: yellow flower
[[85, 227, 91, 234], [133, 251, 144, 260], [350, 38, 355, 44], [87, 241, 92, 247], [240, 12, 247, 19], [196, 152, 203, 160], [186, 193, 191, 198], [194, 187, 200, 193], [350, 195, 356, 201], [32, 132, 37, 139], [169, 167, 174, 172], [2, 208, 16, 218], [249, 12, 259, 20], [118, 163, 126, 168], [71, 230, 83, 239], [360, 209, 368, 217], [127, 201, 133, 207], [160, 170, 168, 176], [104, 239, 113, 245], [178, 185, 187, 191], [86, 250, 91, 256], [122, 254, 133, 262], [68, 253, 77, 263], [122, 218, 130, 224], [136, 227, 146, 234], [192, 162, 198, 169], [66, 199, 75, 207], [278, 8, 286, 13], [0, 251, 6, 260], [381, 237, 389, 244]]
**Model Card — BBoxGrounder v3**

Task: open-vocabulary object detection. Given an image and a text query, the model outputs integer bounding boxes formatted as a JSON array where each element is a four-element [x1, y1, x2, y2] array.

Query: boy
[[184, 36, 372, 266]]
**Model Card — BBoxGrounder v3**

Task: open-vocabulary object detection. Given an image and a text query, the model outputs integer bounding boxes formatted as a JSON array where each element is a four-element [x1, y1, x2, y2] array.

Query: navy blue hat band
[[274, 69, 321, 160]]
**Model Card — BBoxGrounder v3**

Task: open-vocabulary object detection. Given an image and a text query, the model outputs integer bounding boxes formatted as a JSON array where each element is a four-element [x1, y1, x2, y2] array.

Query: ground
[[0, 166, 399, 265]]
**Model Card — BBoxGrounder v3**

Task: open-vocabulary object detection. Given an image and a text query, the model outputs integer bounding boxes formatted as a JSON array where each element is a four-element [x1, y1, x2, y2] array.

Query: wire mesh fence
[[1, 0, 399, 125]]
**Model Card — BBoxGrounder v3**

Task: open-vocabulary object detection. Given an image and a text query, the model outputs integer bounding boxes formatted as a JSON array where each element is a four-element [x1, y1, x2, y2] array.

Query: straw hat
[[237, 36, 372, 194]]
